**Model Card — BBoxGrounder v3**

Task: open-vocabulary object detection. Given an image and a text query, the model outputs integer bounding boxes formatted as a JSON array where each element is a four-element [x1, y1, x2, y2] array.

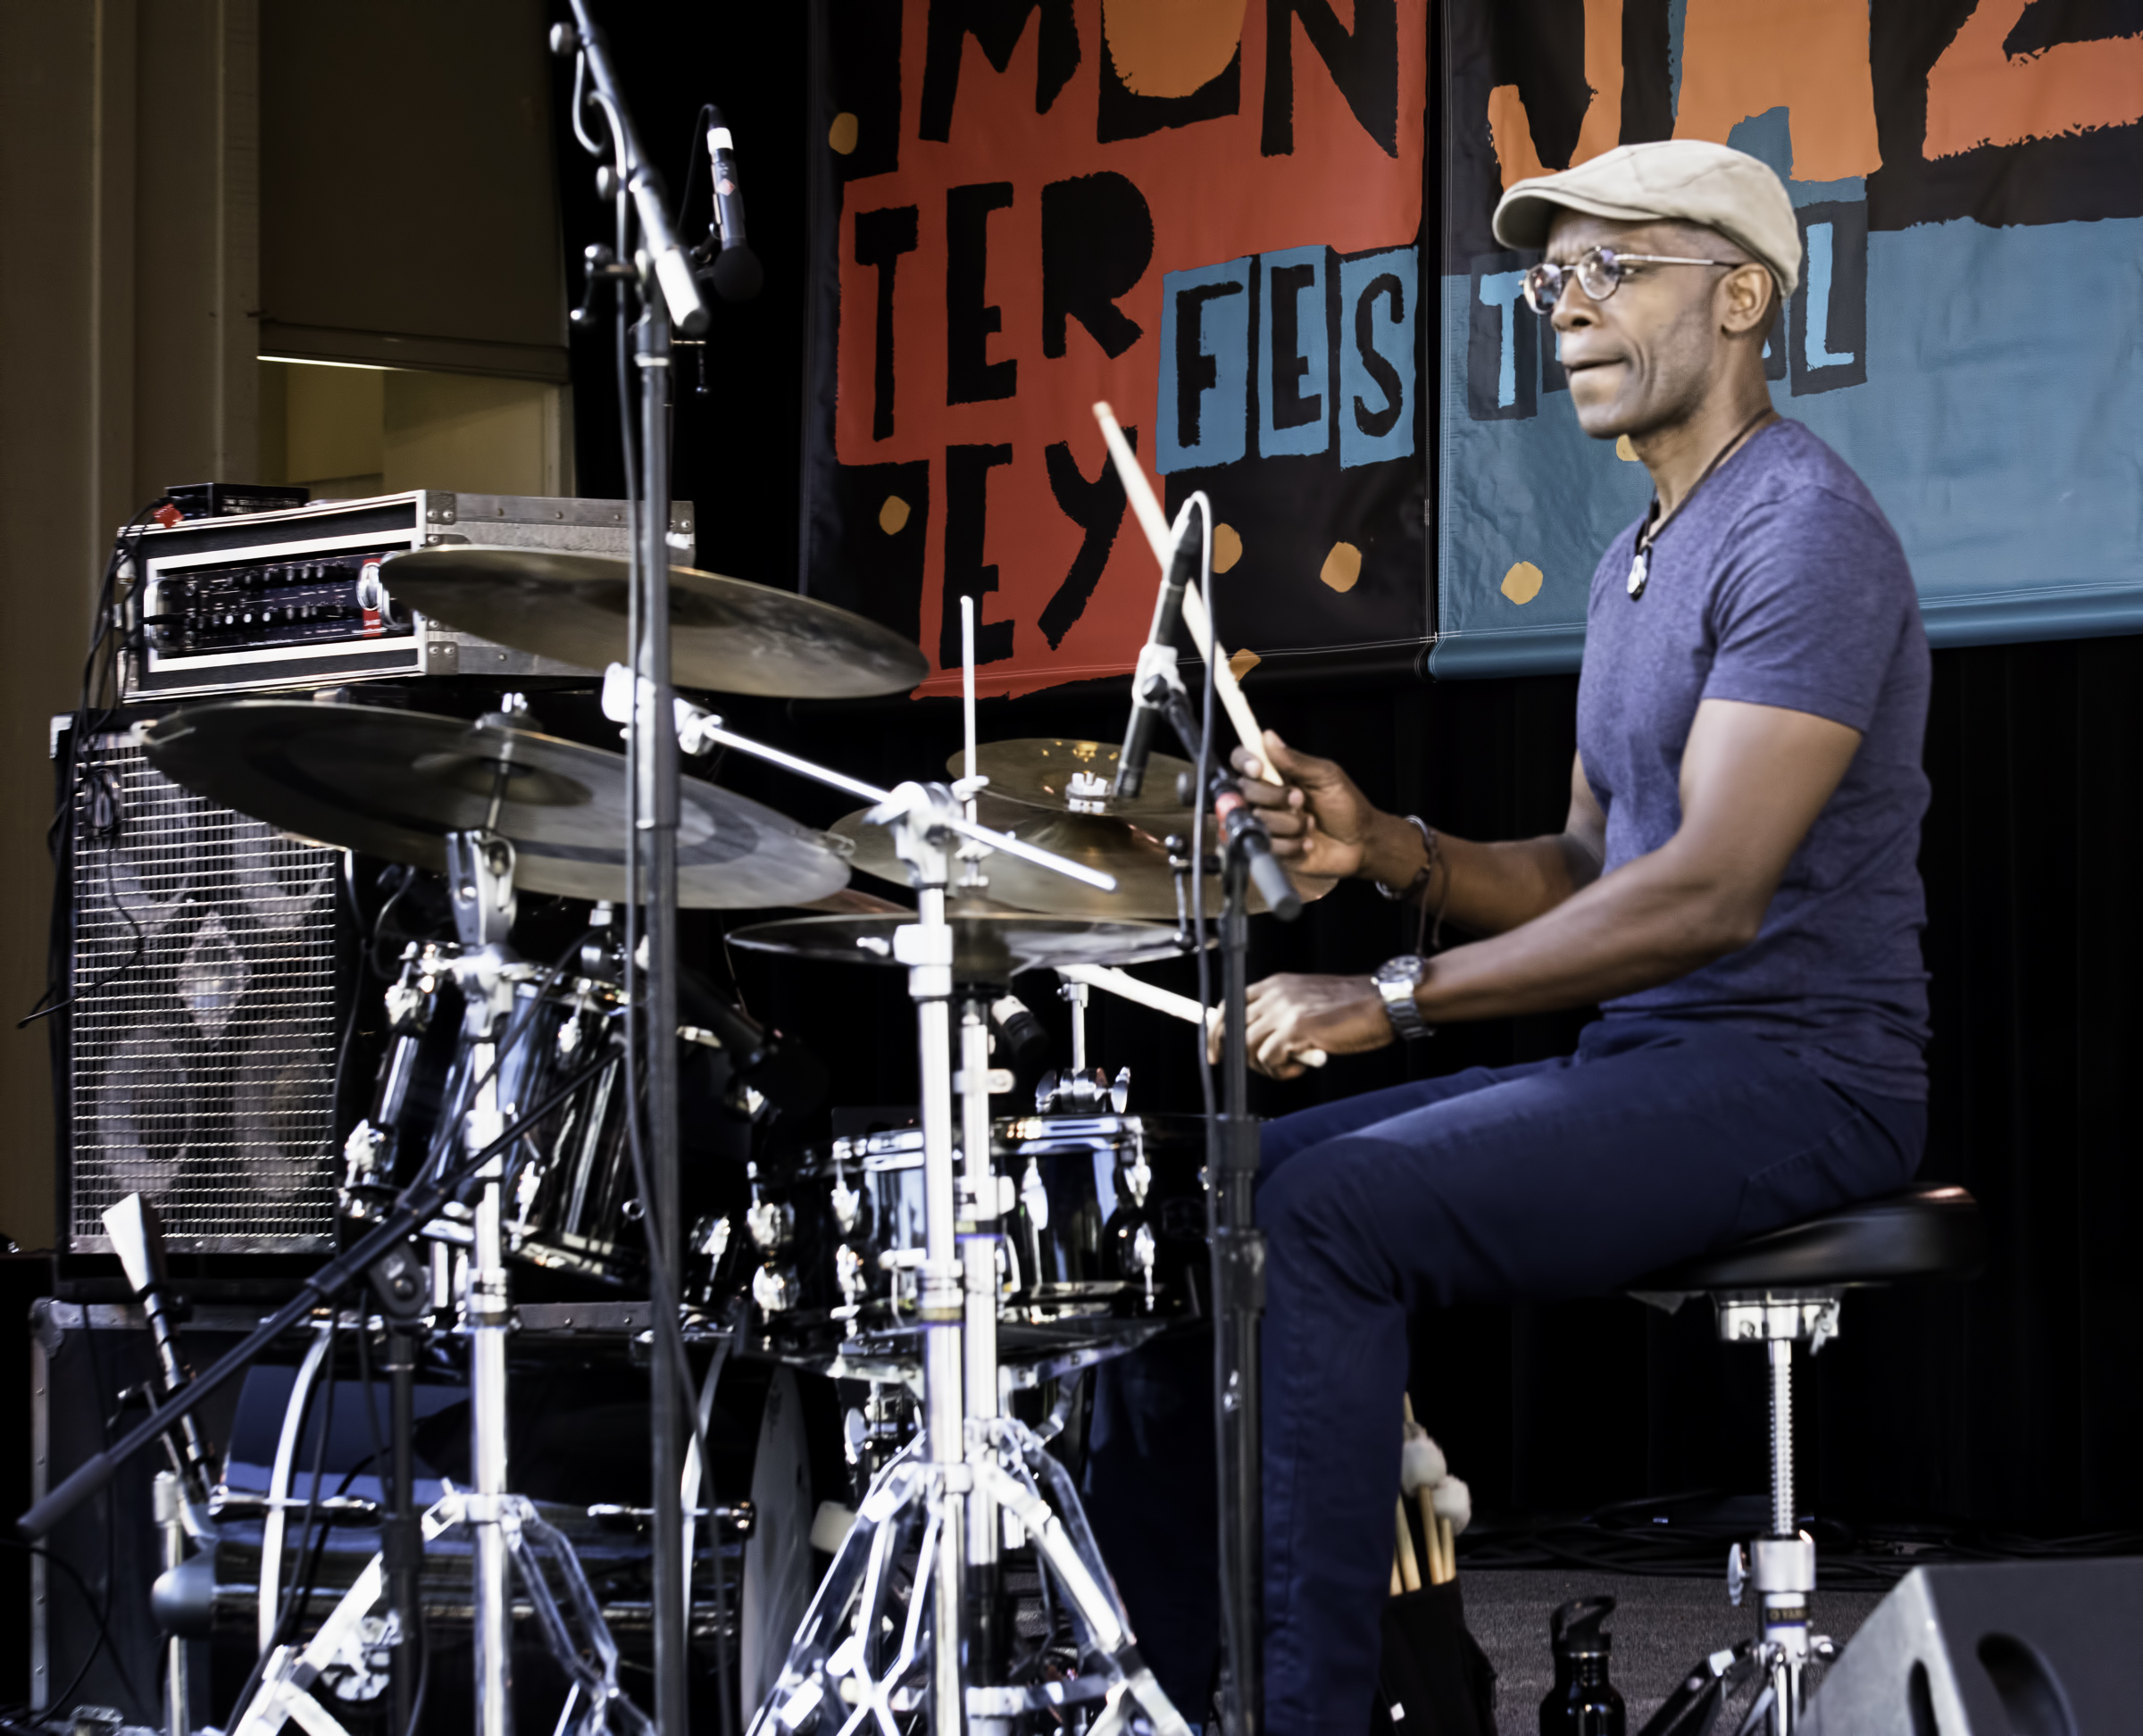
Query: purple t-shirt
[[1575, 419, 1931, 1101]]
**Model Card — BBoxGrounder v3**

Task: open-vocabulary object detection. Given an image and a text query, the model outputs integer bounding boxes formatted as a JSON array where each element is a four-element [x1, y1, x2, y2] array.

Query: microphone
[[1113, 503, 1204, 800], [1215, 785, 1303, 922], [705, 106, 763, 303], [988, 993, 1052, 1075]]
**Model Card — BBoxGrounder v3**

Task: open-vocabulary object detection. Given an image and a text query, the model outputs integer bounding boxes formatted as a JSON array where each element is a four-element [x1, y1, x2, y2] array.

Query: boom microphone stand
[[552, 8, 709, 1729], [1124, 495, 1302, 1736]]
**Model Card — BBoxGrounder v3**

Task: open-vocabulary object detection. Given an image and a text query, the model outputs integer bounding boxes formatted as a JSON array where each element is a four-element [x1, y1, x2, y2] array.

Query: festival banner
[[1435, 0, 2143, 677], [801, 0, 1430, 696]]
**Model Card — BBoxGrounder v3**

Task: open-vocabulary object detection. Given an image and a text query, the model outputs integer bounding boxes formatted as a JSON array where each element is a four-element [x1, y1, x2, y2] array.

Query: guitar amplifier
[[121, 490, 695, 700]]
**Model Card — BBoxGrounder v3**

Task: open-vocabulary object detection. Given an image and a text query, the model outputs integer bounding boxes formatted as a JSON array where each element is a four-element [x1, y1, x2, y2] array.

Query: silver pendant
[[1627, 548, 1649, 598]]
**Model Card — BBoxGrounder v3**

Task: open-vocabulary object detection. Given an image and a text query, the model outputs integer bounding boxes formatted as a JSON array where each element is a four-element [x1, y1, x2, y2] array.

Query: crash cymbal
[[142, 699, 848, 909], [955, 739, 1201, 825], [727, 896, 1189, 980], [380, 547, 929, 698], [830, 797, 1263, 920]]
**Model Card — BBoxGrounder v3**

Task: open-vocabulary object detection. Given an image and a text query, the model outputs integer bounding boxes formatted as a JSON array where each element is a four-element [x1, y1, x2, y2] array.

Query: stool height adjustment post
[[1769, 1340, 1794, 1540]]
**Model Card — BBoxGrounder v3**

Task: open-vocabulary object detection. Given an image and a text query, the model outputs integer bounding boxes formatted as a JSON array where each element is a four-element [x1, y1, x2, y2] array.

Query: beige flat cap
[[1492, 140, 1800, 300]]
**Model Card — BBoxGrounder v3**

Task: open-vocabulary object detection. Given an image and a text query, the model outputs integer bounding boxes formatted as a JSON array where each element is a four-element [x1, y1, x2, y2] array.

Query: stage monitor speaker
[[59, 713, 356, 1253], [1802, 1557, 2143, 1735]]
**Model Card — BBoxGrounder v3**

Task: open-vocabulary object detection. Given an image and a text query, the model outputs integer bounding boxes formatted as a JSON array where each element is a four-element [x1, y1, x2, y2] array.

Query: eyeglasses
[[1522, 247, 1735, 314]]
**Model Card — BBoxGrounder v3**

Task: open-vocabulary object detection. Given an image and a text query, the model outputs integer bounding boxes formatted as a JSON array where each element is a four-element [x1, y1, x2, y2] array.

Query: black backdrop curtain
[[551, 5, 2143, 1538]]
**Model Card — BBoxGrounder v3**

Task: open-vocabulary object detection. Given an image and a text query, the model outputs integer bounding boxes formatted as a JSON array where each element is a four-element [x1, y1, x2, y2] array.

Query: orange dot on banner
[[879, 496, 910, 535], [828, 113, 859, 155], [1102, 0, 1244, 98], [1213, 523, 1243, 573], [1501, 561, 1544, 605], [1615, 435, 1639, 462], [1320, 542, 1362, 594], [1229, 647, 1262, 682]]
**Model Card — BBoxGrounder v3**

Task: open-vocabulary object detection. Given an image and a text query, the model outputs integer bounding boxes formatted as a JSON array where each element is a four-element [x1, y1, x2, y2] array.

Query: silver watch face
[[1376, 955, 1425, 989]]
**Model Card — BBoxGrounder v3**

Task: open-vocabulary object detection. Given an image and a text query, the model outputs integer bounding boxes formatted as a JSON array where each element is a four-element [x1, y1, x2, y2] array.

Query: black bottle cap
[[1550, 1595, 1616, 1657]]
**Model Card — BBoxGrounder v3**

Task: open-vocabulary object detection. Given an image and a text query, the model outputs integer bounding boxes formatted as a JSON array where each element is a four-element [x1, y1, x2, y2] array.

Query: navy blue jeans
[[1081, 1017, 1924, 1733]]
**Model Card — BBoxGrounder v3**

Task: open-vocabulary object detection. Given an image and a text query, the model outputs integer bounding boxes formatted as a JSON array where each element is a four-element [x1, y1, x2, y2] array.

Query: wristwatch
[[1372, 954, 1433, 1041]]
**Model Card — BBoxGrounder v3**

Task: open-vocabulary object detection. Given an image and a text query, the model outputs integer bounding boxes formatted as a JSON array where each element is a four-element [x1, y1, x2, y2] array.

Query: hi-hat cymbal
[[381, 547, 929, 698], [727, 896, 1189, 980], [830, 797, 1263, 920], [142, 699, 848, 909], [955, 739, 1201, 825]]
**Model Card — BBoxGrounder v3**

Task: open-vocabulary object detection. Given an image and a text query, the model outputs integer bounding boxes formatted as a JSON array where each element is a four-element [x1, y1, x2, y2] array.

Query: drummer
[[1103, 143, 1932, 1727]]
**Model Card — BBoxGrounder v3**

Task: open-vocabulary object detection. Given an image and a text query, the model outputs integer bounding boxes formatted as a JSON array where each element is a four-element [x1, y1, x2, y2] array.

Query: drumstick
[[1394, 1498, 1422, 1593], [1400, 1396, 1448, 1583], [1390, 1554, 1404, 1598], [1092, 402, 1270, 773], [1055, 964, 1327, 1069]]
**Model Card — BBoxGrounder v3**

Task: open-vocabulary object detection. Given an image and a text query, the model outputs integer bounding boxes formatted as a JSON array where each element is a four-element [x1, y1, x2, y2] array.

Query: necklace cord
[[1635, 405, 1777, 557]]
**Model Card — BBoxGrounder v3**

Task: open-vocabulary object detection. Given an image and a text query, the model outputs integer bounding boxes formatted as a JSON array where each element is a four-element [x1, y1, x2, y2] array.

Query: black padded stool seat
[[1634, 1184, 1986, 1295]]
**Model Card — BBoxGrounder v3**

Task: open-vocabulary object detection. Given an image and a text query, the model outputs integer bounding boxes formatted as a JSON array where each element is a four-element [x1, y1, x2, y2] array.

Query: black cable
[[0, 1538, 136, 1716], [77, 1304, 155, 1723], [23, 497, 172, 1029]]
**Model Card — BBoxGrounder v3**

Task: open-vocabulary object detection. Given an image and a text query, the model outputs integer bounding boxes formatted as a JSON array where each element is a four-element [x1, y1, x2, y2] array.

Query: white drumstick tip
[[1400, 1424, 1447, 1495]]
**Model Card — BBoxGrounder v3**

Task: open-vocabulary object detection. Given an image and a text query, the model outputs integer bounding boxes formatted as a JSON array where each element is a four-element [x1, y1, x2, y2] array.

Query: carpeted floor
[[1457, 1568, 1886, 1733]]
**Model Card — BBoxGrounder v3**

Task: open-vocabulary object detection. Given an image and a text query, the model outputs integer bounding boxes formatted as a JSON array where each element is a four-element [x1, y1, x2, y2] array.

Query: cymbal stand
[[746, 781, 1185, 1736], [442, 827, 523, 1736], [590, 689, 1170, 1732]]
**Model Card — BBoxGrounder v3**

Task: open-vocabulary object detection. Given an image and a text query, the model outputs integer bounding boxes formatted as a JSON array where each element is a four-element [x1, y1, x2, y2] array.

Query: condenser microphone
[[1113, 503, 1204, 800], [705, 106, 763, 302]]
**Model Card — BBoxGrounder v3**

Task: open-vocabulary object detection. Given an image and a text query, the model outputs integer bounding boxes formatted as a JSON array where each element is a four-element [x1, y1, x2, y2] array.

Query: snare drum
[[740, 1114, 1207, 1374]]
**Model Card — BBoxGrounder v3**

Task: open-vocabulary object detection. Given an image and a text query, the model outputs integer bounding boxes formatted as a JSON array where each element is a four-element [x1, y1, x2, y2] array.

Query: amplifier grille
[[67, 730, 342, 1251]]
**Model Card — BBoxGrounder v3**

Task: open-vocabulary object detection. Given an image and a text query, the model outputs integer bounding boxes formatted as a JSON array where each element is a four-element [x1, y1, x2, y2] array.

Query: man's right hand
[[1228, 731, 1385, 882]]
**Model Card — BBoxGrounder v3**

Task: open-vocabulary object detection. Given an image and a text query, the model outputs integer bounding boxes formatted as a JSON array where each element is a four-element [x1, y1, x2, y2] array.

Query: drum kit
[[90, 537, 1250, 1736], [18, 12, 1294, 1734]]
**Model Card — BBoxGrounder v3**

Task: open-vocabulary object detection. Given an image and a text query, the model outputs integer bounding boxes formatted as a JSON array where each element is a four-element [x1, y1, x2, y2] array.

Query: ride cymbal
[[955, 739, 1201, 826], [381, 547, 929, 698], [727, 897, 1189, 980], [142, 699, 848, 909], [830, 797, 1263, 920]]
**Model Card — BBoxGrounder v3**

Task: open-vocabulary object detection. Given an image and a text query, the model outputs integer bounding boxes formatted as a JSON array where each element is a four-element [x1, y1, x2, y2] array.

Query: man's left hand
[[1210, 972, 1397, 1079]]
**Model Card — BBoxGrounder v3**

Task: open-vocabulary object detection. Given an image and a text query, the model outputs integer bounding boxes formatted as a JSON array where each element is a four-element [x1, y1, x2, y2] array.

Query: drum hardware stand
[[592, 677, 1173, 1732], [225, 1489, 655, 1736], [443, 825, 525, 1736], [368, 1240, 429, 1734]]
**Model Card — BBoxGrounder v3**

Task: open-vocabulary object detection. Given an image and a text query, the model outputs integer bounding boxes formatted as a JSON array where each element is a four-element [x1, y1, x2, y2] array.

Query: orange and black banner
[[801, 1, 1431, 697]]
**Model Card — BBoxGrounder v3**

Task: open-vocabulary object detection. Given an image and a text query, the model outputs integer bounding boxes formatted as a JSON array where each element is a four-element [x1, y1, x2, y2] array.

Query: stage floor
[[1460, 1568, 1885, 1732]]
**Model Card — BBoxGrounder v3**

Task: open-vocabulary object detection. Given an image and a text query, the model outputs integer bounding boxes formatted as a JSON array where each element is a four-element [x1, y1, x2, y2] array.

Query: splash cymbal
[[955, 739, 1201, 826], [726, 896, 1189, 980], [830, 797, 1263, 920], [142, 699, 848, 909], [381, 547, 928, 698]]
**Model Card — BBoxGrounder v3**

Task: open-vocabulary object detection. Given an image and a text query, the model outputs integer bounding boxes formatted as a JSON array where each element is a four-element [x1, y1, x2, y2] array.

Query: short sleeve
[[1700, 487, 1913, 734]]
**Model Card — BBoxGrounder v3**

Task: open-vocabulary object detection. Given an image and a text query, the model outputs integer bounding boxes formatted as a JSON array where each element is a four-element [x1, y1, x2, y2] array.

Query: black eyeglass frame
[[1522, 246, 1737, 315]]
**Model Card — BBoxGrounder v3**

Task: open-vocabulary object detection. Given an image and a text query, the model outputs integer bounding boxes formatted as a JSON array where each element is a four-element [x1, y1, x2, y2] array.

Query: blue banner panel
[[1434, 0, 2143, 679]]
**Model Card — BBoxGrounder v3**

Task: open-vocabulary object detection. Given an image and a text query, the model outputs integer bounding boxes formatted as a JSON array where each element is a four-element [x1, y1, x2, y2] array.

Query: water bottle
[[1540, 1595, 1625, 1735]]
